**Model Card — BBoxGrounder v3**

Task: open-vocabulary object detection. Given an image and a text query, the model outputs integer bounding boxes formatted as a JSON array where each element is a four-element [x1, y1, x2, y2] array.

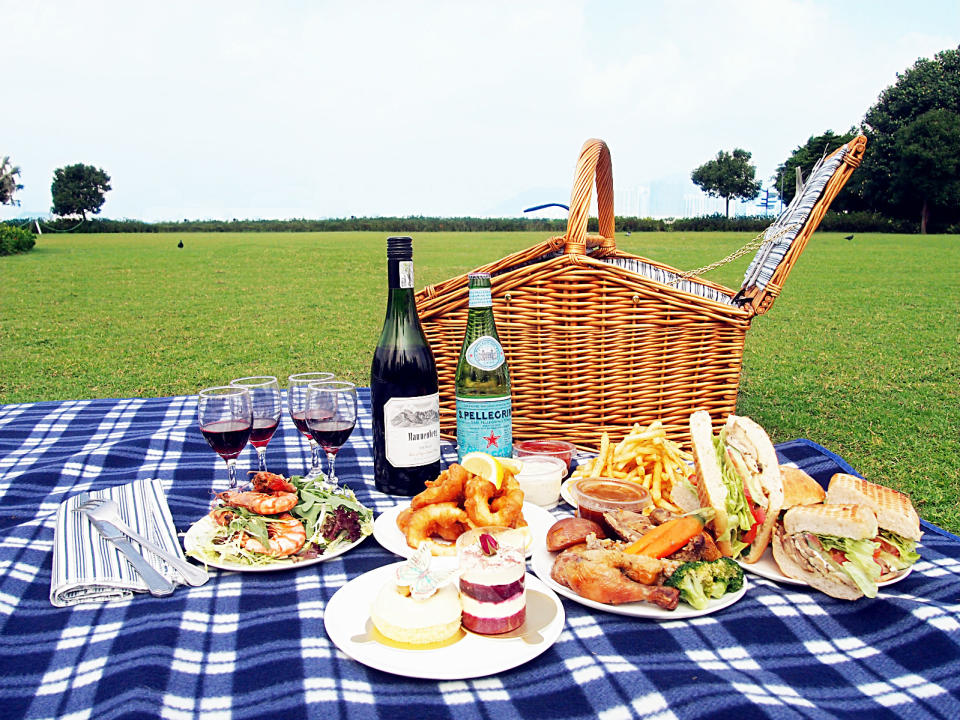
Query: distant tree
[[51, 164, 111, 219], [691, 149, 761, 218], [892, 108, 960, 234], [860, 46, 960, 228], [1, 156, 23, 206], [773, 130, 861, 209]]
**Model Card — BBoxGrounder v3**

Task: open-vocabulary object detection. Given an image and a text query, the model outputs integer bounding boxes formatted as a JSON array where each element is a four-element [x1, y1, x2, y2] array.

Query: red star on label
[[484, 431, 500, 449]]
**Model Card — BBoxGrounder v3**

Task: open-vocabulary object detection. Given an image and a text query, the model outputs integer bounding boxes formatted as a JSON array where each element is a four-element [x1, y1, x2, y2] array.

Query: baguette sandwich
[[689, 411, 784, 563], [772, 503, 883, 599], [825, 473, 921, 580]]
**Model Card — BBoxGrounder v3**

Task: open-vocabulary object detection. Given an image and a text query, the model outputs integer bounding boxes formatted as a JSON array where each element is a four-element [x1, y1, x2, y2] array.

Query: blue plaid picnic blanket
[[1, 391, 958, 720]]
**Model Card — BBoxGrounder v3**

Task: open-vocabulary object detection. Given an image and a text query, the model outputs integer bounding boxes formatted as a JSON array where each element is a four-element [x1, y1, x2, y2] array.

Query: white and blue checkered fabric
[[602, 257, 736, 305], [1, 392, 959, 720], [741, 148, 848, 294]]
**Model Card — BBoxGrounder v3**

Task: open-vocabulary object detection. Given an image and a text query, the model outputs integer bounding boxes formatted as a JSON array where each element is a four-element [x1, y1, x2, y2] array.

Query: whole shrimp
[[242, 513, 307, 557], [217, 490, 298, 514]]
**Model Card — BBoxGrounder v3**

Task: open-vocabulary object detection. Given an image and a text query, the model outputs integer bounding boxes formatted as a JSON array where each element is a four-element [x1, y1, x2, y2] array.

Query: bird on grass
[[844, 234, 854, 241], [177, 239, 184, 248]]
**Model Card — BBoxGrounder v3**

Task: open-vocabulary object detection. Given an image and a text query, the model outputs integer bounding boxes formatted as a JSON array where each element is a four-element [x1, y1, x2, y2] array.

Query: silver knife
[[89, 517, 177, 597]]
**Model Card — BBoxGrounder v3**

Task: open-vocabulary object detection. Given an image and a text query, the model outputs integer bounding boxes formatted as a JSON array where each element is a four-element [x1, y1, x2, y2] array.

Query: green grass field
[[2, 231, 958, 533]]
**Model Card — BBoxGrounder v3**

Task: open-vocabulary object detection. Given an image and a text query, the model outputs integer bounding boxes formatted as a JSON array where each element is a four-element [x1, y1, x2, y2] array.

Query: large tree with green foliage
[[860, 46, 960, 232], [1, 156, 23, 206], [51, 164, 111, 220], [773, 130, 862, 210], [691, 148, 761, 217]]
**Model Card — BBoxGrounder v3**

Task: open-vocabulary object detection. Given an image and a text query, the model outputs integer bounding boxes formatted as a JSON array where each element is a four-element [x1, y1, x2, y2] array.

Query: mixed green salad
[[188, 475, 374, 567]]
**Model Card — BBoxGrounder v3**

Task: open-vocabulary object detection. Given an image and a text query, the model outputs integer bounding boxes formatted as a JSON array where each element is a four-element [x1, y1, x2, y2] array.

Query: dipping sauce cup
[[573, 478, 651, 534], [514, 456, 566, 507], [514, 439, 576, 473]]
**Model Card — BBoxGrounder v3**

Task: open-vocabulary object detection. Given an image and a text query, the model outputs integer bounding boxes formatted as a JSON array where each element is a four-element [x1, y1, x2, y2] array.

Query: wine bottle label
[[399, 261, 414, 289], [468, 287, 492, 307], [456, 396, 512, 459], [464, 336, 504, 371], [383, 393, 441, 467]]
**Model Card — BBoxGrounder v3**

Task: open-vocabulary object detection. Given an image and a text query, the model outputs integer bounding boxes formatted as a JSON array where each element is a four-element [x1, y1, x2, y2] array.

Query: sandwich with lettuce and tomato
[[825, 473, 921, 582], [771, 503, 885, 600], [689, 410, 784, 563]]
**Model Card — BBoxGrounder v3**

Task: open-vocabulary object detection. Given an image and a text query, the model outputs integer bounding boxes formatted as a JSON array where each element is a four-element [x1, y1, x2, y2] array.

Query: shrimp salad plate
[[373, 501, 556, 561], [530, 542, 748, 620], [325, 562, 565, 679], [184, 473, 373, 572]]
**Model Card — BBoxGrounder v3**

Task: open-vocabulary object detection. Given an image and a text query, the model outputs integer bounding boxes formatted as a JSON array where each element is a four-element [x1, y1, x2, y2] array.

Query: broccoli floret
[[665, 557, 745, 610]]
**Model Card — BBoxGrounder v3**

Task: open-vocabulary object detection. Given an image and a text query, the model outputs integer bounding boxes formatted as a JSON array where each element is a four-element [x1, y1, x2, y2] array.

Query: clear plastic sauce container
[[514, 456, 566, 506]]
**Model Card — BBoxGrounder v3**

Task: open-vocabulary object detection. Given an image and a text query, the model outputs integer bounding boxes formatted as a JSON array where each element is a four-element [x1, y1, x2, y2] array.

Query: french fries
[[570, 421, 693, 512]]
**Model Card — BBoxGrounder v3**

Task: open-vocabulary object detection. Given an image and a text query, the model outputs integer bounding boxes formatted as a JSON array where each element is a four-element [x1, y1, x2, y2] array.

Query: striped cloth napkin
[[50, 479, 184, 607]]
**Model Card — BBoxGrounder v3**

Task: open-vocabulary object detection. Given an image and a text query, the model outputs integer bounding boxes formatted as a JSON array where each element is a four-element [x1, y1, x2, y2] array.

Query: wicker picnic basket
[[415, 136, 866, 450]]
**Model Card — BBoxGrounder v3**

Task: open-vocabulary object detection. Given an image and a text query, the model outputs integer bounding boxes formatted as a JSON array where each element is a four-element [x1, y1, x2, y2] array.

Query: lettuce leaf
[[878, 529, 920, 570], [714, 432, 753, 556], [816, 535, 882, 598]]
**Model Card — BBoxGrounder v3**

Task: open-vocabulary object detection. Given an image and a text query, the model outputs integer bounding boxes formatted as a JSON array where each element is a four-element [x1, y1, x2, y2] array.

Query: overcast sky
[[3, 1, 958, 221]]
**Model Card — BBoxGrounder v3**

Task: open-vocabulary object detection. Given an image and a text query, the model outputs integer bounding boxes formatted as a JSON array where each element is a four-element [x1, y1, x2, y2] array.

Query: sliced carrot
[[624, 509, 713, 558]]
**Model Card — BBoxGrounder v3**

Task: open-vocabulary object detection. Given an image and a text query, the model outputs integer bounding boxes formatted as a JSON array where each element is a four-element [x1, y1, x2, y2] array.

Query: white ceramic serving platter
[[325, 563, 565, 680]]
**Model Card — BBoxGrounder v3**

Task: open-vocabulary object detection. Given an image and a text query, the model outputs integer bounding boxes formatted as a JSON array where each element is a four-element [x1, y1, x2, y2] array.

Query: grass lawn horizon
[[2, 230, 958, 533]]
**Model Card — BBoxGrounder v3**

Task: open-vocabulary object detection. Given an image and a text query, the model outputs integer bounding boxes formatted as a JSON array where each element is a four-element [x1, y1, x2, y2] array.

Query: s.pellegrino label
[[454, 272, 512, 461], [383, 392, 440, 467], [455, 395, 512, 457]]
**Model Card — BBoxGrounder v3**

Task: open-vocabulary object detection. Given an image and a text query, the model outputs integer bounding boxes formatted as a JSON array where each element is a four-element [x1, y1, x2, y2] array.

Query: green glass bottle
[[454, 272, 512, 460]]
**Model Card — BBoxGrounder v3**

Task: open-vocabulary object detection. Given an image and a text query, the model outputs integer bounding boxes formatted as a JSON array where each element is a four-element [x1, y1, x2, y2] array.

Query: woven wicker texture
[[416, 137, 865, 450]]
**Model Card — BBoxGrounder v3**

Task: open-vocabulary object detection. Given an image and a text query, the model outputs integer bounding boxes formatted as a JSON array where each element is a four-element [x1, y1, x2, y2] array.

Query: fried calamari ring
[[464, 474, 523, 528], [403, 502, 471, 556], [410, 464, 466, 510]]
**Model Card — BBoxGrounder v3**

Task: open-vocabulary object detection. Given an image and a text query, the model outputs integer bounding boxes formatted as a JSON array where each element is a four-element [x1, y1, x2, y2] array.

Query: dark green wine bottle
[[454, 272, 512, 460], [370, 237, 441, 495]]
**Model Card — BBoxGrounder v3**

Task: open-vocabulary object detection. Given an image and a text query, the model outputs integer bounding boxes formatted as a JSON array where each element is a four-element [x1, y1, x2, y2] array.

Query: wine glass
[[229, 376, 281, 473], [197, 386, 253, 489], [288, 372, 335, 479], [304, 380, 358, 485]]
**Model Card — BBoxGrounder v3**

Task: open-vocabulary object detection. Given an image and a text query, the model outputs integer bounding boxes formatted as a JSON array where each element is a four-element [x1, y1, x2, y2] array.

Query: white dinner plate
[[530, 542, 747, 619], [559, 477, 579, 507], [183, 514, 369, 573], [738, 544, 914, 587], [325, 563, 565, 680], [373, 501, 556, 561]]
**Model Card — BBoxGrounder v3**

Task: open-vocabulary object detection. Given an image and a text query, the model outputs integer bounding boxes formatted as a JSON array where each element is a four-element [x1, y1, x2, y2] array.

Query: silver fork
[[75, 498, 209, 586]]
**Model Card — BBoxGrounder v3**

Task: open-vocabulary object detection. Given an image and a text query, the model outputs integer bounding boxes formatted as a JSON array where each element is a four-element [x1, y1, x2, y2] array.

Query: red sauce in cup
[[514, 440, 576, 472]]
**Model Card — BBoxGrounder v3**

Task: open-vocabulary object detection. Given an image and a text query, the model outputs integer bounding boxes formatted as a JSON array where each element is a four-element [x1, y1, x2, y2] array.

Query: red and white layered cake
[[457, 530, 526, 634]]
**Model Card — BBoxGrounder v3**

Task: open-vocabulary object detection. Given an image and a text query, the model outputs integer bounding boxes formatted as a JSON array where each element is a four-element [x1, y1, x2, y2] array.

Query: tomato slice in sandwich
[[740, 488, 766, 545]]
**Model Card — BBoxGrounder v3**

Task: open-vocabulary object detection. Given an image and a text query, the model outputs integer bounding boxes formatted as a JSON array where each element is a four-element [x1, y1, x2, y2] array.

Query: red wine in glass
[[289, 410, 312, 439], [304, 380, 358, 484], [249, 417, 279, 448], [198, 386, 253, 489], [230, 376, 282, 473], [306, 414, 355, 451], [288, 372, 336, 479], [201, 419, 253, 459]]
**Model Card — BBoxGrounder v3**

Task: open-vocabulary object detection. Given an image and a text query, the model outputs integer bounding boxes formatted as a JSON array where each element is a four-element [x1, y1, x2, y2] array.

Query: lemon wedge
[[461, 451, 504, 489], [498, 457, 524, 476]]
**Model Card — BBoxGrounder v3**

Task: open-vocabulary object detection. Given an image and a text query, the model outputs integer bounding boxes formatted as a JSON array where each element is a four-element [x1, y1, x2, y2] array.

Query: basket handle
[[563, 139, 616, 255]]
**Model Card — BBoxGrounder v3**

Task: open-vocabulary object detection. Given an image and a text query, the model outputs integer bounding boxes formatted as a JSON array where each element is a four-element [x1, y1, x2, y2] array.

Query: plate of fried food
[[530, 510, 747, 619], [563, 421, 700, 513], [373, 458, 556, 560], [185, 472, 373, 572]]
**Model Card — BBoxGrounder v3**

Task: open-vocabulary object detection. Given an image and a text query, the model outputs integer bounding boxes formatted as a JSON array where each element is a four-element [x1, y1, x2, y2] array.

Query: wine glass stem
[[325, 450, 338, 483], [226, 458, 239, 489], [310, 440, 322, 472], [256, 448, 267, 473]]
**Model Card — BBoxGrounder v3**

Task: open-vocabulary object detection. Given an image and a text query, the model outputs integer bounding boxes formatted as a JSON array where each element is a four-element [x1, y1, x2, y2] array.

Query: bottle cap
[[387, 236, 413, 259]]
